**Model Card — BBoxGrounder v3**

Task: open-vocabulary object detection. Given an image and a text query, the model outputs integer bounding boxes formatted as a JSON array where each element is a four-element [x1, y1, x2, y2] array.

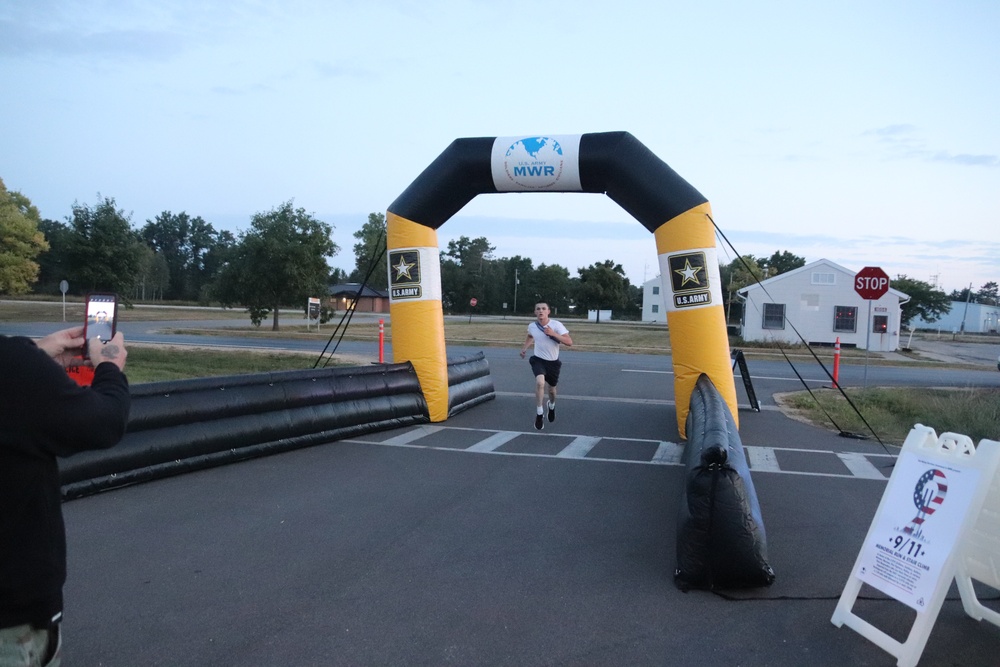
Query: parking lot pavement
[[59, 391, 1000, 666], [905, 336, 1000, 367]]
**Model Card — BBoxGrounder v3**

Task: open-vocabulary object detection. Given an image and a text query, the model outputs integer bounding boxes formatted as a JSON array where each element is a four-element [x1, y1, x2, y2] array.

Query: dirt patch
[[771, 391, 826, 429]]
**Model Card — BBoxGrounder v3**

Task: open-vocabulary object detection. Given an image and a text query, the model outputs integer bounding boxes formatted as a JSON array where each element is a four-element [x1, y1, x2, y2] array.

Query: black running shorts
[[529, 356, 562, 386]]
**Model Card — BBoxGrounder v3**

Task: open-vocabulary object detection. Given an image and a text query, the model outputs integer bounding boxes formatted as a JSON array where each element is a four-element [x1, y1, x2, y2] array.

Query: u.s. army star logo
[[668, 251, 712, 308], [389, 250, 422, 299]]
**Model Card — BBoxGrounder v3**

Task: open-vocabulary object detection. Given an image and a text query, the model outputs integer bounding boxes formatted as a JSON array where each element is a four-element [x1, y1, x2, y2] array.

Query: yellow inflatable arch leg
[[386, 212, 449, 422], [655, 202, 738, 438]]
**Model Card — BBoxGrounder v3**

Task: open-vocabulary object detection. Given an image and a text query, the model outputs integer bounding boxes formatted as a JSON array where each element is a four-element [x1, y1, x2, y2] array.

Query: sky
[[2, 0, 998, 295]]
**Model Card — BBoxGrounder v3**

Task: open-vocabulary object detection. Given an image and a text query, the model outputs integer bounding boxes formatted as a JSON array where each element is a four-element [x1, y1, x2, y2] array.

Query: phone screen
[[85, 294, 117, 342]]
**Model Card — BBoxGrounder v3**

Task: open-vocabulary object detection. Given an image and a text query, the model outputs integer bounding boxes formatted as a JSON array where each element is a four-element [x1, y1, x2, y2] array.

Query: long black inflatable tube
[[388, 131, 707, 233], [447, 351, 496, 417], [60, 356, 497, 500], [674, 374, 775, 590], [60, 363, 429, 499]]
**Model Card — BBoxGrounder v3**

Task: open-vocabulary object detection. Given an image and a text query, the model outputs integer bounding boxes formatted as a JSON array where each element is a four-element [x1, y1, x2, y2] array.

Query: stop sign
[[469, 298, 478, 307], [854, 266, 890, 300]]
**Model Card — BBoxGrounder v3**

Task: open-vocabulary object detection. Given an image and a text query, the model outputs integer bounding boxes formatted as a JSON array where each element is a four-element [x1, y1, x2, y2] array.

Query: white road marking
[[620, 368, 829, 384], [380, 425, 444, 445], [652, 441, 684, 464], [746, 446, 781, 472], [836, 452, 886, 480], [343, 427, 894, 481], [466, 431, 520, 453], [556, 436, 601, 458]]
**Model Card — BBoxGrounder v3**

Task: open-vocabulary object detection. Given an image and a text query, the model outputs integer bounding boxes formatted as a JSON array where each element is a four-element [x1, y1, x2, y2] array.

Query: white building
[[910, 301, 1000, 334], [641, 276, 667, 323], [737, 259, 910, 351]]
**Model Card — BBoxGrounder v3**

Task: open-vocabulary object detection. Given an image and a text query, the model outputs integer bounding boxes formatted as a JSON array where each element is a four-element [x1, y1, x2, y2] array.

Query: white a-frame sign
[[832, 425, 1000, 666]]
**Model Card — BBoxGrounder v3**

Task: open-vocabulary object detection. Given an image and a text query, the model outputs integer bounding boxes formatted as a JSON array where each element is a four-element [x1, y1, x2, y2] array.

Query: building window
[[812, 272, 836, 285], [763, 303, 785, 329], [652, 304, 659, 313], [652, 286, 660, 295], [834, 306, 857, 332], [873, 315, 888, 334]]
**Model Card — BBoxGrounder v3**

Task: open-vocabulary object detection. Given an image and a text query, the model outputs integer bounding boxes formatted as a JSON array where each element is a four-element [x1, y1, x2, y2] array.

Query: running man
[[519, 301, 573, 430]]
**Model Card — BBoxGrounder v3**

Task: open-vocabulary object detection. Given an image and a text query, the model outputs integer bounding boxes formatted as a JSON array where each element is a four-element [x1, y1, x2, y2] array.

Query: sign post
[[468, 297, 477, 323], [59, 280, 69, 322], [854, 266, 890, 387], [307, 297, 321, 331]]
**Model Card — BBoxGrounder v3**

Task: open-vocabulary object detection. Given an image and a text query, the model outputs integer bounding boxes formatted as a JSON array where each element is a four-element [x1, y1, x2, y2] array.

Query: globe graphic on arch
[[503, 136, 565, 189]]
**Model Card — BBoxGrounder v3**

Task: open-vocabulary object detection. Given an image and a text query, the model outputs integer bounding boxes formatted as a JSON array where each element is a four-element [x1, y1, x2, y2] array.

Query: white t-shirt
[[527, 319, 569, 361]]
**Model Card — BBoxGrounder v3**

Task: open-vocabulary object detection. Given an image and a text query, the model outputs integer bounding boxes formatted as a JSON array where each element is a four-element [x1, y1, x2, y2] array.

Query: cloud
[[864, 124, 918, 139], [0, 20, 185, 60], [210, 83, 273, 96], [930, 152, 999, 167], [311, 60, 376, 81], [864, 124, 999, 168]]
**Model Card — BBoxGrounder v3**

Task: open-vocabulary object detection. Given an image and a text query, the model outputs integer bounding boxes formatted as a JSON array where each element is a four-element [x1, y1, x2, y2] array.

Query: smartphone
[[83, 293, 118, 354]]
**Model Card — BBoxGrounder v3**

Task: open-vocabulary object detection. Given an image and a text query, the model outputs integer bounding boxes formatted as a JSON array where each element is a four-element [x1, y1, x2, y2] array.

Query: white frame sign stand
[[308, 297, 321, 331], [832, 425, 1000, 666]]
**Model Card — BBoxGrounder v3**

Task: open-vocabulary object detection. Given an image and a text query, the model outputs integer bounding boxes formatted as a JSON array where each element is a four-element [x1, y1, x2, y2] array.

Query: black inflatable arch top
[[388, 132, 708, 232]]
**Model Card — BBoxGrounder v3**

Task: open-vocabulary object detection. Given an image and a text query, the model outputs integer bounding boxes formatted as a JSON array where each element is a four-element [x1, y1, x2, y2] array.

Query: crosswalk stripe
[[344, 426, 893, 481], [557, 436, 601, 458], [746, 446, 781, 472], [381, 425, 444, 445], [652, 441, 684, 464], [466, 431, 520, 453], [836, 452, 886, 480]]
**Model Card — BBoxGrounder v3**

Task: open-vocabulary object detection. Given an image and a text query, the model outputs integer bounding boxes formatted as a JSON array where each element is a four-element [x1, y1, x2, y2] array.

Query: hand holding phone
[[83, 293, 118, 357], [87, 331, 127, 371]]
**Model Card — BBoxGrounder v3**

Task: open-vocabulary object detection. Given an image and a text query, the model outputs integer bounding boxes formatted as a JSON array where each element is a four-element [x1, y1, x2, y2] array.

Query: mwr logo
[[668, 251, 712, 308], [503, 137, 565, 189], [389, 250, 422, 300]]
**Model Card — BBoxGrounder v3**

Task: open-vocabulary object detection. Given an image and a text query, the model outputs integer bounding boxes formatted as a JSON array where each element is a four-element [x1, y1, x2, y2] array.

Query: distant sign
[[855, 266, 890, 300], [470, 298, 478, 307]]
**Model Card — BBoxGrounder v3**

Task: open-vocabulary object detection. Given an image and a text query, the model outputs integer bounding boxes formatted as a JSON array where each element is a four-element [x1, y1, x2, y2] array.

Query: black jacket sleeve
[[0, 336, 131, 459]]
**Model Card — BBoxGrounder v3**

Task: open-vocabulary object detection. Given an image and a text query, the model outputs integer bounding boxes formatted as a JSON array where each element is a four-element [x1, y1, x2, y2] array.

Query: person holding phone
[[1, 326, 129, 667], [519, 301, 573, 431]]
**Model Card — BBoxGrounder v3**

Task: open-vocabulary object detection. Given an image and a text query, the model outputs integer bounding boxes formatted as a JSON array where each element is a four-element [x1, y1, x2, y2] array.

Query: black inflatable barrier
[[674, 374, 775, 590], [59, 363, 430, 500], [447, 351, 496, 417]]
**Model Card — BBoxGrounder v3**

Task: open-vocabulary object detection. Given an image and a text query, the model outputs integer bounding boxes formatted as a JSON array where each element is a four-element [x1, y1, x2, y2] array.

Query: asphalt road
[[4, 315, 1000, 665]]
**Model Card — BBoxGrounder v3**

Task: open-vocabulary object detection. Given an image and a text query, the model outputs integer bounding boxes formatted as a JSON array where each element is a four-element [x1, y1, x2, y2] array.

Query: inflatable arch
[[386, 131, 737, 436]]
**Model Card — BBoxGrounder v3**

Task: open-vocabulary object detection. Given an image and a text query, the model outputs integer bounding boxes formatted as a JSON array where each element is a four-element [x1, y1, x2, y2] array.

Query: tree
[[35, 218, 74, 293], [212, 201, 339, 330], [757, 250, 805, 276], [440, 236, 495, 313], [133, 246, 170, 301], [575, 260, 630, 320], [504, 255, 535, 316], [976, 281, 998, 306], [893, 275, 951, 327], [948, 286, 974, 302], [534, 263, 573, 315], [65, 195, 143, 299], [140, 211, 230, 301], [198, 229, 236, 303], [348, 212, 388, 290], [329, 266, 349, 284], [0, 178, 49, 294], [721, 255, 767, 323]]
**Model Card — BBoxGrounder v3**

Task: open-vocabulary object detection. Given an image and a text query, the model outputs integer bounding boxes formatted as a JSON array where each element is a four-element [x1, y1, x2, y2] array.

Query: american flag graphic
[[903, 468, 948, 537]]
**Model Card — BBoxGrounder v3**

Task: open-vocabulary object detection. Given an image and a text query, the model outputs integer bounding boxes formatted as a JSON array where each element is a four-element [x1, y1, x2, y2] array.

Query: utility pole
[[959, 282, 973, 334], [513, 268, 519, 315]]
